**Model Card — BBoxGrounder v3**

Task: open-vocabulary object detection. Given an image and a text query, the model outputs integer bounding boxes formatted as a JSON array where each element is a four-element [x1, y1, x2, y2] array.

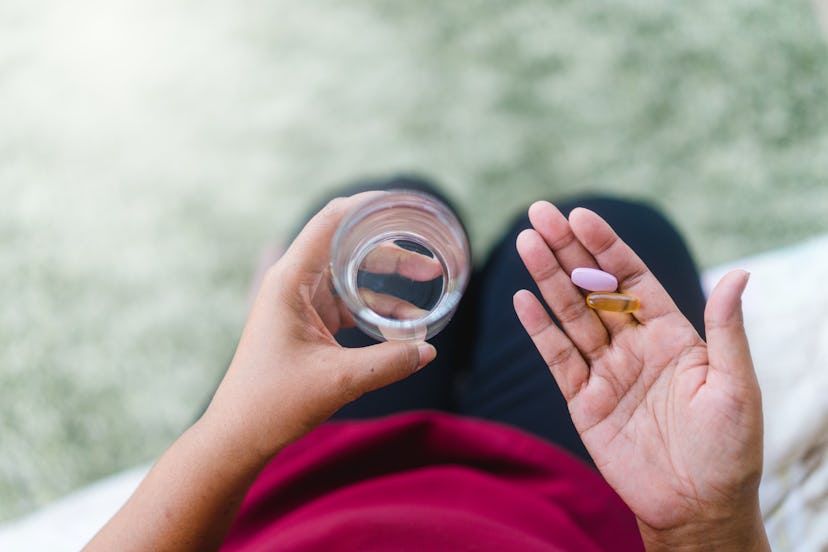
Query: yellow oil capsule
[[586, 292, 640, 313]]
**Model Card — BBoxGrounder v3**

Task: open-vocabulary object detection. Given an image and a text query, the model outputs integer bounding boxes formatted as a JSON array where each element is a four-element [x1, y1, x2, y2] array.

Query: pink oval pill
[[571, 267, 618, 292]]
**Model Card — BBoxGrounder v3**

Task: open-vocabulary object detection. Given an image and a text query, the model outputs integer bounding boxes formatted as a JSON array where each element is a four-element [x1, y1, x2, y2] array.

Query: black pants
[[322, 176, 707, 463]]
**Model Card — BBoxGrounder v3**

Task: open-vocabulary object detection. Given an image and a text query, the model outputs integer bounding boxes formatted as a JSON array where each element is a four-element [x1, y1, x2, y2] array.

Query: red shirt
[[222, 411, 643, 551]]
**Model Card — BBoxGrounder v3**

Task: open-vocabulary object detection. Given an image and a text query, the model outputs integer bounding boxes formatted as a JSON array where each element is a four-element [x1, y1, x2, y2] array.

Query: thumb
[[342, 341, 437, 395], [704, 269, 754, 381]]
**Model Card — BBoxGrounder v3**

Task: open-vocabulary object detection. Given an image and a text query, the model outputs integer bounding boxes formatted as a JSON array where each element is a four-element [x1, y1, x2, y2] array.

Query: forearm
[[638, 503, 771, 552], [84, 415, 276, 552]]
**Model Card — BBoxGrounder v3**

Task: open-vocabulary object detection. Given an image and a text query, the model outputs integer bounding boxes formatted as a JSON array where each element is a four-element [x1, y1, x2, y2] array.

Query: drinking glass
[[330, 190, 471, 342]]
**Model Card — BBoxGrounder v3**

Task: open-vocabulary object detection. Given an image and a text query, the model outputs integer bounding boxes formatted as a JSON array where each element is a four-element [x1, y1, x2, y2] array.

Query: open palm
[[513, 202, 764, 541]]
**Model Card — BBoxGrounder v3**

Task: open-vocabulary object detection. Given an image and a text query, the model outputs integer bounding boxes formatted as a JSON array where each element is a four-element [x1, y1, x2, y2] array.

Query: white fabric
[[704, 233, 828, 552], [3, 235, 827, 551], [0, 465, 149, 550]]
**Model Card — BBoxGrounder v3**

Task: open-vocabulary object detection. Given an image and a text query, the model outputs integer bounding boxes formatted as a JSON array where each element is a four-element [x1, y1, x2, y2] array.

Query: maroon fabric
[[222, 412, 643, 551]]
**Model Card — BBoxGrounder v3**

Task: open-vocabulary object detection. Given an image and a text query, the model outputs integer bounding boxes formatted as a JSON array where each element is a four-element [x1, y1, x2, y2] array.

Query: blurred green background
[[2, 0, 827, 521]]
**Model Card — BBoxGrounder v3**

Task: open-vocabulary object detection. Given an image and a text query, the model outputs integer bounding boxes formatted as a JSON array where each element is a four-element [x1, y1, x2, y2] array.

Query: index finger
[[282, 192, 384, 284], [527, 201, 632, 336], [568, 207, 686, 327], [361, 242, 444, 281]]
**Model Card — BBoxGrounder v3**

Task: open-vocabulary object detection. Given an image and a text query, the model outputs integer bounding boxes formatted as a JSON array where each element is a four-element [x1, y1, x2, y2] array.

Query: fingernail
[[739, 270, 751, 296], [416, 343, 437, 371]]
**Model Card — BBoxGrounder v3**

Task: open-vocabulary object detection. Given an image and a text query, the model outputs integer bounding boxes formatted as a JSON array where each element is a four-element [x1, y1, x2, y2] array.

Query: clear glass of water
[[330, 190, 471, 342]]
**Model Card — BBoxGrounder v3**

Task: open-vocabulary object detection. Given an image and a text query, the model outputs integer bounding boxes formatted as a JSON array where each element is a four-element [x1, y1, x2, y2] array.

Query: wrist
[[194, 403, 289, 471], [637, 503, 770, 552]]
